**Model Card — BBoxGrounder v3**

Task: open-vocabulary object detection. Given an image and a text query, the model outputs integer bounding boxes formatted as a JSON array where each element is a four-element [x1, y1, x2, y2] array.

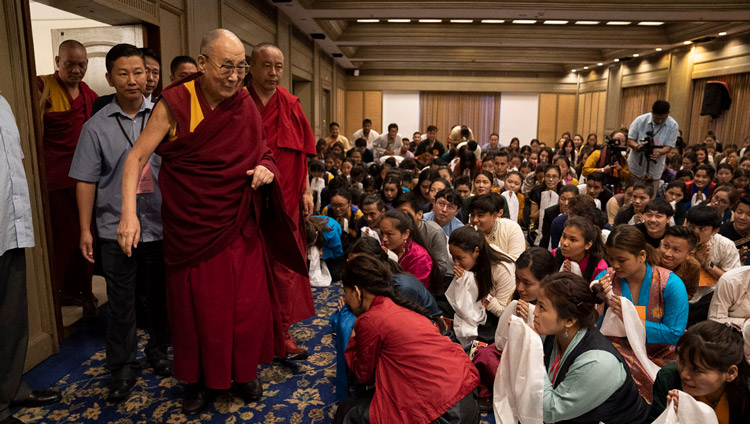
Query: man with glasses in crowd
[[423, 188, 463, 237]]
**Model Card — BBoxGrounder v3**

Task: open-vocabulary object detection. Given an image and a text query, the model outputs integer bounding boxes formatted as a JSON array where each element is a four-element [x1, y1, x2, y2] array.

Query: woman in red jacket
[[333, 255, 480, 424]]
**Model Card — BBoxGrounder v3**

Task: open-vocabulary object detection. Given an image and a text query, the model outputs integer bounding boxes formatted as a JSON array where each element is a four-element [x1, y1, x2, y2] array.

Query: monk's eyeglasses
[[202, 55, 250, 77]]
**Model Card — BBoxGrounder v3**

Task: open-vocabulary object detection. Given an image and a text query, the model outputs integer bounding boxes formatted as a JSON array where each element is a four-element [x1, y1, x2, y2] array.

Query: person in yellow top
[[582, 130, 631, 189], [326, 121, 350, 150]]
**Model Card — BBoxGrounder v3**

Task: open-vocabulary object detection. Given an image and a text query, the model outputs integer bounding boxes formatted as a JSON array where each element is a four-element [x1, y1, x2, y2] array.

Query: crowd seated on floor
[[4, 42, 750, 424], [318, 105, 750, 423]]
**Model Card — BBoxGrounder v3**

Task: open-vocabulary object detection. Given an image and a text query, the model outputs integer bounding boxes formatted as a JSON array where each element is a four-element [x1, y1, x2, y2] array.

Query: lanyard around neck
[[115, 112, 146, 147]]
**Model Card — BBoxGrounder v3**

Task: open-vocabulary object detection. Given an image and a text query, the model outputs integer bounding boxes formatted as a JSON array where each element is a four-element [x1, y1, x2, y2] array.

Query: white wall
[[381, 91, 420, 140], [499, 93, 540, 146], [30, 1, 109, 75]]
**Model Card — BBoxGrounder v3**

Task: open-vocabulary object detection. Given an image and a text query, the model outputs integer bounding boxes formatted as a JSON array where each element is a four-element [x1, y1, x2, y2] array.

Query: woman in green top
[[650, 320, 750, 424]]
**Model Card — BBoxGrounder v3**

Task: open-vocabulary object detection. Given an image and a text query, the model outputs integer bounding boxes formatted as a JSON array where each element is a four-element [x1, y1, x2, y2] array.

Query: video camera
[[602, 136, 626, 167], [638, 131, 658, 171]]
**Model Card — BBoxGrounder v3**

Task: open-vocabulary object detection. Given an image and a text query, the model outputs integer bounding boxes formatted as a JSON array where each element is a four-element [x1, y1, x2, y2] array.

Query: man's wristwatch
[[704, 261, 715, 271]]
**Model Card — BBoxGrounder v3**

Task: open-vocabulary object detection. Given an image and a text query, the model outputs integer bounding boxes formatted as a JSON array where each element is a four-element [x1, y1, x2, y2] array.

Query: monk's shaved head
[[55, 39, 88, 87], [58, 39, 86, 55], [249, 43, 282, 64], [200, 29, 242, 56]]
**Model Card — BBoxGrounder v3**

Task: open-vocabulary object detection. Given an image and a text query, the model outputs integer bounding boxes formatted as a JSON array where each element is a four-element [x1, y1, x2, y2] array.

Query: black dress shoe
[[234, 379, 263, 403], [0, 416, 25, 424], [150, 359, 173, 377], [10, 389, 61, 408], [182, 384, 212, 415], [106, 379, 136, 403]]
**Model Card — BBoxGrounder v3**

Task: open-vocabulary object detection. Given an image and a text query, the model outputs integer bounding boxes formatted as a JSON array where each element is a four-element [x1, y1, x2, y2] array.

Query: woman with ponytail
[[650, 320, 750, 424], [534, 272, 649, 423], [596, 224, 689, 401], [380, 208, 439, 291], [333, 255, 480, 424]]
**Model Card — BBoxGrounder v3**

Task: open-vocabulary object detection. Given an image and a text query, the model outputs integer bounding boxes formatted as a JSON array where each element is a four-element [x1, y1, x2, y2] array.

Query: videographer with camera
[[582, 129, 631, 192], [626, 100, 679, 193]]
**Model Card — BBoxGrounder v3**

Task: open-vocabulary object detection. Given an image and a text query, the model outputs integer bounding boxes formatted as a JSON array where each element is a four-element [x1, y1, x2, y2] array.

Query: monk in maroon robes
[[37, 40, 98, 314], [247, 43, 316, 360], [117, 29, 305, 415]]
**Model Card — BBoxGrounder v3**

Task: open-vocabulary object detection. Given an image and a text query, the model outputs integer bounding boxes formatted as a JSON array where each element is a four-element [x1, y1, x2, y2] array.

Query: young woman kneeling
[[333, 255, 480, 424], [536, 272, 650, 423]]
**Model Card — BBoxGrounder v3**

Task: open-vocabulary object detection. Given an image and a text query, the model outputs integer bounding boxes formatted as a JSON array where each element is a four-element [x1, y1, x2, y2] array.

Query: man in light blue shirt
[[627, 100, 679, 184], [68, 44, 170, 403], [423, 188, 464, 237], [1, 95, 61, 422]]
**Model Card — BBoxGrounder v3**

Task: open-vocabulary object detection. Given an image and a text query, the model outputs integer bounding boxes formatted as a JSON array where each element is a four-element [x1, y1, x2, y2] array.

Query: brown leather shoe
[[10, 389, 61, 408], [234, 379, 263, 403], [181, 384, 212, 415]]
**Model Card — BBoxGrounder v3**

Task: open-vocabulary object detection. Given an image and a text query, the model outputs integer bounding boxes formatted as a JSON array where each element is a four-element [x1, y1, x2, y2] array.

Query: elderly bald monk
[[37, 40, 98, 314], [247, 43, 317, 360], [117, 29, 305, 415]]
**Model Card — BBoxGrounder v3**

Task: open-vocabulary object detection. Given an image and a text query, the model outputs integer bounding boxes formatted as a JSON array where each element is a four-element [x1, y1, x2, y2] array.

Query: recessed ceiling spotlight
[[683, 40, 693, 45], [638, 21, 664, 26], [481, 19, 505, 23], [450, 19, 473, 23], [572, 69, 577, 72], [543, 20, 568, 25], [512, 20, 537, 24], [597, 63, 603, 66], [655, 47, 663, 51], [633, 53, 640, 57], [584, 66, 589, 70], [387, 19, 410, 23], [356, 19, 379, 23], [575, 21, 600, 25], [418, 19, 442, 23], [614, 58, 620, 62], [719, 32, 727, 36], [606, 21, 631, 25]]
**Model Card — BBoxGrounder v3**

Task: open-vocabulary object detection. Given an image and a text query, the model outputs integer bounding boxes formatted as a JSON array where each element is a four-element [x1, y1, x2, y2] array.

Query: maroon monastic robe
[[248, 85, 317, 331], [37, 72, 97, 304], [157, 74, 305, 388]]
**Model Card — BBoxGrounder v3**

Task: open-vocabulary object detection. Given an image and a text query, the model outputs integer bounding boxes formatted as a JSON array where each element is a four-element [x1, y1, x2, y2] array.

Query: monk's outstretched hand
[[247, 165, 274, 189], [117, 214, 141, 257]]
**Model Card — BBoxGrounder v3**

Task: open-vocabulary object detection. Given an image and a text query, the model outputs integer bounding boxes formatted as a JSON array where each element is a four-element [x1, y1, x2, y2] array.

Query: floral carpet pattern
[[14, 284, 494, 423]]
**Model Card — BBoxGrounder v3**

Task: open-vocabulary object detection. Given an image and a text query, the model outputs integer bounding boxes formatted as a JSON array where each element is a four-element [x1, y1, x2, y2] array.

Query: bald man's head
[[196, 29, 247, 103], [55, 39, 88, 87], [248, 43, 284, 95]]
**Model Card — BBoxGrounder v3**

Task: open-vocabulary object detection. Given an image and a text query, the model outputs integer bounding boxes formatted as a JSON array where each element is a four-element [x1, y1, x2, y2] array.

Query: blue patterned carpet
[[14, 284, 494, 423]]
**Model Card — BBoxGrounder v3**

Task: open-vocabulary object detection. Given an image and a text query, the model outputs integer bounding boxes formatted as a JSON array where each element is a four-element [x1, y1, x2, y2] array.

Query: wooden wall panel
[[291, 36, 313, 77], [364, 91, 382, 134], [557, 94, 576, 137], [576, 93, 585, 135], [336, 88, 346, 135], [222, 0, 275, 48], [537, 93, 558, 144], [597, 91, 607, 138], [345, 91, 364, 141]]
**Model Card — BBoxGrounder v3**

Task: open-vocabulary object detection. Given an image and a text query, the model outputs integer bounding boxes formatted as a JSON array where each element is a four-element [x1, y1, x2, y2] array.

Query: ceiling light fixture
[[512, 20, 537, 24], [638, 21, 664, 26], [584, 66, 589, 70], [418, 19, 442, 23], [450, 19, 473, 23], [387, 19, 410, 23], [481, 19, 505, 23], [543, 20, 568, 25], [598, 63, 603, 66], [606, 21, 631, 25], [356, 19, 379, 23], [655, 47, 663, 51], [614, 58, 620, 62], [633, 53, 639, 57], [683, 40, 693, 45], [575, 21, 600, 25], [719, 32, 727, 36], [572, 69, 577, 72]]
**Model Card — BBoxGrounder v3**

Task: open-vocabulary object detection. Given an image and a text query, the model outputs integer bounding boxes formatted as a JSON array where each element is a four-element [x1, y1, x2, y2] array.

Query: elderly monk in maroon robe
[[37, 40, 98, 314], [247, 43, 317, 360], [117, 29, 305, 415]]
